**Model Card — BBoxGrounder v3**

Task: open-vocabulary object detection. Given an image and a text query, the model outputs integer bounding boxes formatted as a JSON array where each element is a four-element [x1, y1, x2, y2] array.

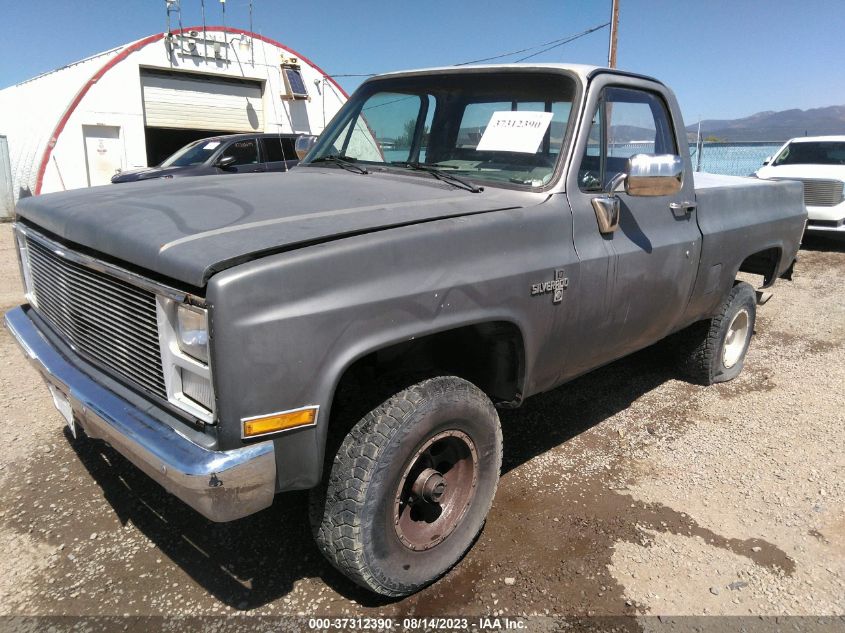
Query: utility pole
[[607, 0, 620, 68], [201, 0, 207, 59], [249, 0, 254, 65]]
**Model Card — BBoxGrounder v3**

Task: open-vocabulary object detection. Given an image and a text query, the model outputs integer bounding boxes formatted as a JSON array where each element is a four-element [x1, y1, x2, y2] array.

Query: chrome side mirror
[[295, 134, 318, 160], [623, 154, 684, 196]]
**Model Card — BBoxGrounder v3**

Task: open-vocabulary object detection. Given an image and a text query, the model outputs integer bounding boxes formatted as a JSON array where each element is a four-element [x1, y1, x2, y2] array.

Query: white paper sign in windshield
[[203, 141, 221, 149], [476, 111, 554, 154]]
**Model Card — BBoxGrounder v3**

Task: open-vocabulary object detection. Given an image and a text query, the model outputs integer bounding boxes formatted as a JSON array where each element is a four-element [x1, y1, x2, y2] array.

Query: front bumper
[[805, 220, 845, 233], [4, 306, 276, 522], [806, 204, 845, 233]]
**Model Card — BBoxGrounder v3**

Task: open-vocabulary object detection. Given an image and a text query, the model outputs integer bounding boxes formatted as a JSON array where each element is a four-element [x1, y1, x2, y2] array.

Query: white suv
[[756, 136, 845, 236]]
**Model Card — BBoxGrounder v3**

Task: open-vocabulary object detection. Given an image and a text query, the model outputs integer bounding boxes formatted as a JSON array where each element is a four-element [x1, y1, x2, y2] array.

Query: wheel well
[[738, 247, 781, 287], [322, 323, 523, 466], [332, 321, 524, 417]]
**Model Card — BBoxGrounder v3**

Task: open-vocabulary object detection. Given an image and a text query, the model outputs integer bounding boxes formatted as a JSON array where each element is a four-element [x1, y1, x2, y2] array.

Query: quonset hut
[[0, 26, 347, 208]]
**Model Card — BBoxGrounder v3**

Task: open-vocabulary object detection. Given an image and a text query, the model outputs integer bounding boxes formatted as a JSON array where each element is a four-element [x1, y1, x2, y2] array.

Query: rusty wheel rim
[[393, 429, 479, 551]]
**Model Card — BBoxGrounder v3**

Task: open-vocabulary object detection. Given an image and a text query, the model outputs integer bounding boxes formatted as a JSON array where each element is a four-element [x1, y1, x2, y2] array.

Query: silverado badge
[[531, 269, 569, 304]]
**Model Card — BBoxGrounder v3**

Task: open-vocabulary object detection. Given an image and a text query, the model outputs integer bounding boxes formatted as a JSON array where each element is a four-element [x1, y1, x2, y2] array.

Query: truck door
[[564, 77, 701, 376], [217, 138, 266, 174]]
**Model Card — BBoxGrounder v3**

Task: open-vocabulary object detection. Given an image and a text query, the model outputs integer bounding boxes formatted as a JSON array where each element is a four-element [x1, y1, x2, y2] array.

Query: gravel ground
[[0, 222, 843, 622]]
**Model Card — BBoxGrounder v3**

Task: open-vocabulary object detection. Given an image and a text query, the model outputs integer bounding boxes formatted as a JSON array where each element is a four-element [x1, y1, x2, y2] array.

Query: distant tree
[[704, 135, 725, 142], [396, 119, 429, 149], [397, 119, 417, 149]]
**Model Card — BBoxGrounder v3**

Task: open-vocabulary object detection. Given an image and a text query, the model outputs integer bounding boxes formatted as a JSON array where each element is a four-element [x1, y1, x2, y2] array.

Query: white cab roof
[[374, 63, 644, 84]]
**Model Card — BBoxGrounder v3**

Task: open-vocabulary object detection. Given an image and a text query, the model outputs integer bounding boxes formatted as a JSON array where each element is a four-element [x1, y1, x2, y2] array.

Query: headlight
[[155, 298, 215, 423], [176, 304, 209, 363], [14, 231, 36, 305], [180, 367, 214, 410]]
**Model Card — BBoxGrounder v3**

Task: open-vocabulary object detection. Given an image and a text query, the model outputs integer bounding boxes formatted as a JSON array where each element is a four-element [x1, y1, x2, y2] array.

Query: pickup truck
[[755, 135, 845, 235], [6, 64, 806, 597]]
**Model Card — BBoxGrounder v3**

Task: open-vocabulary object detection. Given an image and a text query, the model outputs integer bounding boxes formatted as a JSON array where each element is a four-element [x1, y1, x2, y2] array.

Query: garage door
[[141, 70, 264, 132]]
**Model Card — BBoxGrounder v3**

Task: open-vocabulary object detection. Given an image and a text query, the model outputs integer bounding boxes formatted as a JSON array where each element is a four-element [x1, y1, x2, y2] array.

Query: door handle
[[669, 201, 697, 214]]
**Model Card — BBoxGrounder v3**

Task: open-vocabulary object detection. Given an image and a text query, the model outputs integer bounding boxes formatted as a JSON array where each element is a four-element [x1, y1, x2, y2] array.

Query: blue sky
[[2, 0, 843, 123]]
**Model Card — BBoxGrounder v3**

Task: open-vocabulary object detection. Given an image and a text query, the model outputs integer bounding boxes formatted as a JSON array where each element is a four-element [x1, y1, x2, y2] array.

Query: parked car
[[755, 135, 845, 235], [111, 133, 300, 183], [7, 64, 806, 597]]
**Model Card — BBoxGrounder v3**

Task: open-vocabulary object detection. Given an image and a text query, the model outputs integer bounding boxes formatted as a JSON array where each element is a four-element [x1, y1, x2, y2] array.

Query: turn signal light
[[242, 407, 318, 438]]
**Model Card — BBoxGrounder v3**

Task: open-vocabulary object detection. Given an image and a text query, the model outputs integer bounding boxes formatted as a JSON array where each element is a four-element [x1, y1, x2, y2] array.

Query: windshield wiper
[[309, 154, 369, 174], [391, 161, 483, 193], [389, 161, 459, 169]]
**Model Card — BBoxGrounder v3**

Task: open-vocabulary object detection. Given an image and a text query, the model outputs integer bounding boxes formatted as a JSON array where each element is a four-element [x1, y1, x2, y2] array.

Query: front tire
[[310, 376, 502, 597], [679, 281, 757, 385]]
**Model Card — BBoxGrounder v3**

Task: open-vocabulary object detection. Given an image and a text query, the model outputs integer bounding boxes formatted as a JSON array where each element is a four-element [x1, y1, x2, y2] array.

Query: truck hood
[[16, 169, 531, 288], [756, 164, 845, 181], [110, 166, 191, 183]]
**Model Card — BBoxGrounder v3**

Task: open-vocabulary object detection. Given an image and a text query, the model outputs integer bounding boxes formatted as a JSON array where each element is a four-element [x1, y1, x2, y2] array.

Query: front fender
[[207, 201, 575, 491]]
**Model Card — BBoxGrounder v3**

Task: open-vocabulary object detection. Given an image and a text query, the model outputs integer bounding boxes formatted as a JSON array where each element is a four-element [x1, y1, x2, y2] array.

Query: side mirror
[[622, 154, 684, 196], [762, 156, 772, 166], [295, 134, 318, 160], [216, 155, 238, 169]]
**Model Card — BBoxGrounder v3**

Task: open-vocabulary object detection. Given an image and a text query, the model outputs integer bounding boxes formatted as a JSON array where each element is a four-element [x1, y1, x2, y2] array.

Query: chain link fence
[[610, 141, 785, 178], [690, 141, 783, 177]]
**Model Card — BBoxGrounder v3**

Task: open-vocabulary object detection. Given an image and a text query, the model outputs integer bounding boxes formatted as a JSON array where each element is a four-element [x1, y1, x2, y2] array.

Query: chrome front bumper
[[4, 306, 276, 522]]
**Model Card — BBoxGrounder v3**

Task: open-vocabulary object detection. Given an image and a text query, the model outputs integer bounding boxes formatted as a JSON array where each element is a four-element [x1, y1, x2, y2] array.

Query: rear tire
[[310, 376, 502, 597], [679, 281, 757, 385]]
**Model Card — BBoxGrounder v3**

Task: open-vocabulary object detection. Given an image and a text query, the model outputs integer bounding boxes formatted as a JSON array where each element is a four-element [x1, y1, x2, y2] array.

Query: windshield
[[305, 71, 577, 188], [160, 139, 222, 167], [772, 141, 845, 166]]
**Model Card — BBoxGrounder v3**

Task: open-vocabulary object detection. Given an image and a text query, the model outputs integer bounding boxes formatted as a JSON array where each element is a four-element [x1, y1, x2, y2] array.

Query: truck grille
[[26, 236, 167, 398], [799, 179, 844, 207]]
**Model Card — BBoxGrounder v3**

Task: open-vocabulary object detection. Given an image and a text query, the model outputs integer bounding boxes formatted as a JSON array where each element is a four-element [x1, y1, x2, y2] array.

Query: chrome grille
[[26, 236, 166, 398], [799, 179, 844, 207]]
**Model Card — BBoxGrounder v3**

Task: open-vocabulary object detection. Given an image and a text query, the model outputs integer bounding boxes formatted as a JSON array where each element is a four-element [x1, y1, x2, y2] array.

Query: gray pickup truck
[[6, 64, 805, 597]]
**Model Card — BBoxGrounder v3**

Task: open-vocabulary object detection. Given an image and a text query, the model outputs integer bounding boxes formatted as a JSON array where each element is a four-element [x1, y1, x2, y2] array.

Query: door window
[[261, 137, 296, 162], [579, 87, 677, 191], [222, 138, 259, 165]]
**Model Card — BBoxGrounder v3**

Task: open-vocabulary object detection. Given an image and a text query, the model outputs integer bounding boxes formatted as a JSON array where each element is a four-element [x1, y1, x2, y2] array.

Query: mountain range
[[686, 105, 845, 142]]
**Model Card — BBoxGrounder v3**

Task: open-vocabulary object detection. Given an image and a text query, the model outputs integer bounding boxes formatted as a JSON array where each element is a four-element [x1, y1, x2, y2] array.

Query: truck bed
[[683, 172, 806, 320]]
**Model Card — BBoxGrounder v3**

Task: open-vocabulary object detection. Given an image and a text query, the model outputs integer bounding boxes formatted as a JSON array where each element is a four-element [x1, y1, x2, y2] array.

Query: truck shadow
[[498, 343, 677, 476], [801, 234, 845, 252], [70, 341, 681, 610]]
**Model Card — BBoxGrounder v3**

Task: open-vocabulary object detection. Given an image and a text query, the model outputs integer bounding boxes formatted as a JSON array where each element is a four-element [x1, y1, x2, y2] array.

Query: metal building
[[0, 26, 347, 207]]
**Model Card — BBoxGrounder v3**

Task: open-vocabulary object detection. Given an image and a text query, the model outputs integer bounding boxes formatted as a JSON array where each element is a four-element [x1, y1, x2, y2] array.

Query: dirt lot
[[0, 222, 843, 622]]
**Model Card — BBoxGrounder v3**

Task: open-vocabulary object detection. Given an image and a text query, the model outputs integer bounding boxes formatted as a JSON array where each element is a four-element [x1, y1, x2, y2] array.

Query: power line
[[321, 22, 611, 84], [455, 22, 610, 66], [514, 23, 611, 62]]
